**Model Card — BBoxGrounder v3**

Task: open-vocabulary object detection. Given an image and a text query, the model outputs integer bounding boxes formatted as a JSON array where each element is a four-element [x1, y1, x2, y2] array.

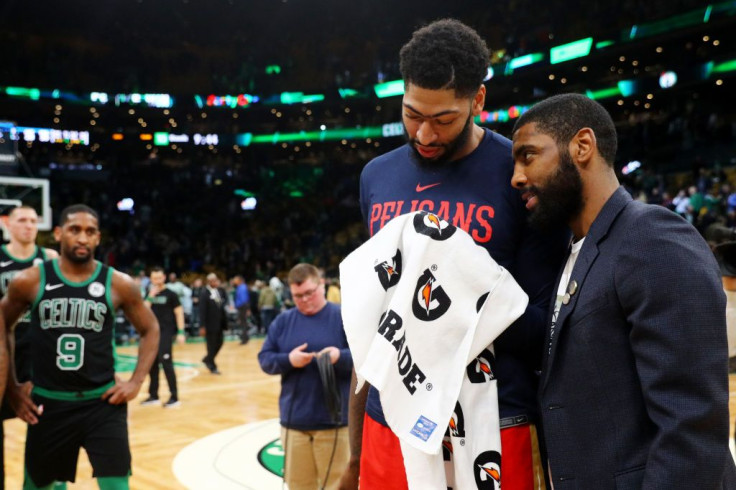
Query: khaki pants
[[281, 426, 349, 490]]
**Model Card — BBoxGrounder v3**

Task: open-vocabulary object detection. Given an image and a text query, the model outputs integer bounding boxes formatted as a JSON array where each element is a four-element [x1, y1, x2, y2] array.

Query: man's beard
[[527, 150, 584, 233], [64, 246, 94, 264], [407, 114, 474, 169]]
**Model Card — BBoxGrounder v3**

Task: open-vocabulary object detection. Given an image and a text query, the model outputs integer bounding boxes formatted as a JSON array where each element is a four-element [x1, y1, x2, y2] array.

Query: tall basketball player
[[0, 204, 159, 489], [0, 205, 58, 489]]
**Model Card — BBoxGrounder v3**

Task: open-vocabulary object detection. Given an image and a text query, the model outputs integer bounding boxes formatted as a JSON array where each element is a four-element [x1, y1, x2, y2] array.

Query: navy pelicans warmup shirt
[[359, 128, 568, 425]]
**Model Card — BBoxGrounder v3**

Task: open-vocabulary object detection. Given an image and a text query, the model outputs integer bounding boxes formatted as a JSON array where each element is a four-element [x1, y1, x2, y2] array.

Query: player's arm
[[0, 267, 42, 422], [338, 368, 368, 490], [338, 169, 372, 489], [42, 248, 59, 260], [103, 271, 160, 405], [174, 305, 186, 344]]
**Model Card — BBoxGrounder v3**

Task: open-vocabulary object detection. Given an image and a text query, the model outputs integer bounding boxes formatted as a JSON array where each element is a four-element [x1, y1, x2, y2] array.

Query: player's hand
[[288, 343, 314, 368], [101, 375, 142, 405], [7, 381, 42, 425], [337, 458, 360, 490], [176, 333, 186, 345], [318, 346, 341, 364]]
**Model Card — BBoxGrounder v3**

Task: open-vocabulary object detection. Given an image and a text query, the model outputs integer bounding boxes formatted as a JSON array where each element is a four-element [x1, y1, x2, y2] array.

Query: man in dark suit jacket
[[510, 93, 736, 489], [200, 273, 227, 374]]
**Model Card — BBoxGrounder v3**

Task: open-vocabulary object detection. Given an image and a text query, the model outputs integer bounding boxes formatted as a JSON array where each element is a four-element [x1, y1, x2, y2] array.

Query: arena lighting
[[550, 38, 593, 65], [199, 94, 258, 108], [595, 40, 616, 49], [628, 3, 722, 40], [139, 134, 153, 141], [3, 86, 41, 100], [659, 71, 678, 89], [477, 105, 531, 123], [265, 65, 281, 75], [90, 92, 110, 104], [112, 133, 124, 141], [617, 80, 637, 97], [338, 88, 360, 99], [712, 59, 736, 74], [586, 86, 622, 100], [382, 122, 404, 138], [248, 126, 384, 145], [234, 189, 256, 198], [704, 5, 713, 22], [505, 53, 544, 75], [374, 80, 404, 98], [622, 160, 642, 175], [153, 132, 169, 146], [11, 126, 89, 145], [116, 198, 135, 212], [280, 92, 325, 104], [114, 93, 173, 108], [240, 197, 257, 210]]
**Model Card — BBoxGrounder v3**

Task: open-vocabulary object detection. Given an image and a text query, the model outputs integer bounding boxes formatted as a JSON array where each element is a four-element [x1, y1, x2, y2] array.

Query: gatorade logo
[[474, 450, 502, 489], [413, 211, 457, 241], [449, 401, 465, 438], [374, 249, 402, 290], [412, 269, 452, 321], [467, 349, 496, 383]]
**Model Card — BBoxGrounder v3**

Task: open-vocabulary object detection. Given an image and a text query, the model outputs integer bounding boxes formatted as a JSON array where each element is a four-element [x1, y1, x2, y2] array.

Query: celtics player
[[141, 266, 185, 408], [0, 204, 160, 490], [0, 205, 58, 488]]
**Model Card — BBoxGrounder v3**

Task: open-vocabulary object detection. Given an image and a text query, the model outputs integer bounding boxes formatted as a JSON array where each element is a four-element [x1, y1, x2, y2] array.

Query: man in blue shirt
[[258, 264, 353, 490], [231, 275, 250, 344]]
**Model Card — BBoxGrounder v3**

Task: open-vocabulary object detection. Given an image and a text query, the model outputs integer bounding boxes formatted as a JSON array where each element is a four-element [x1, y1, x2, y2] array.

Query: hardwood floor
[[3, 339, 736, 488], [3, 339, 280, 489]]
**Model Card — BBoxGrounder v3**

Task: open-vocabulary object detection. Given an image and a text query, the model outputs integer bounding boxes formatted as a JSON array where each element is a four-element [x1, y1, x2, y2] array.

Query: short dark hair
[[399, 18, 489, 99], [150, 266, 165, 275], [59, 204, 99, 226], [513, 93, 618, 166], [288, 263, 321, 285]]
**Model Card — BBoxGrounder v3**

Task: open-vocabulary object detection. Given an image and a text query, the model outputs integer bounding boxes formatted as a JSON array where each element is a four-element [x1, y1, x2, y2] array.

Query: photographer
[[258, 263, 352, 490]]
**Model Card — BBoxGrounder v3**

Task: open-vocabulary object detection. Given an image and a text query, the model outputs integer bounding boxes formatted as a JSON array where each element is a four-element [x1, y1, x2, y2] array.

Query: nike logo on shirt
[[45, 283, 64, 291], [415, 182, 441, 193], [0, 261, 14, 267]]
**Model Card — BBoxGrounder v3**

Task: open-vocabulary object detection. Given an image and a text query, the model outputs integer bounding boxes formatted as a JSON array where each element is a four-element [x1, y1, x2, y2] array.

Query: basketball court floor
[[3, 338, 736, 489]]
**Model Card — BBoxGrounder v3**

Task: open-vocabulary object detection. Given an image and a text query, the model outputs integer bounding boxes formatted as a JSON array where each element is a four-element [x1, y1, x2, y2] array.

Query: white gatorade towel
[[340, 211, 528, 489]]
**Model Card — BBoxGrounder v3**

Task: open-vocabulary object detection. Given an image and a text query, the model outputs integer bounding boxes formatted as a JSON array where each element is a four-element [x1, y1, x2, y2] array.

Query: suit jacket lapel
[[541, 187, 632, 390]]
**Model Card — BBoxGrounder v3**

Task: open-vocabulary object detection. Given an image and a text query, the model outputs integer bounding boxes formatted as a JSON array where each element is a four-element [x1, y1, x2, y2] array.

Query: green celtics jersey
[[29, 259, 116, 392], [0, 243, 48, 306], [0, 244, 48, 382]]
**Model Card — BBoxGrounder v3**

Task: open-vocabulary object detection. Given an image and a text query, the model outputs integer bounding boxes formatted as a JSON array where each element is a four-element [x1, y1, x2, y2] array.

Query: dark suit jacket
[[540, 187, 736, 489], [199, 286, 228, 332]]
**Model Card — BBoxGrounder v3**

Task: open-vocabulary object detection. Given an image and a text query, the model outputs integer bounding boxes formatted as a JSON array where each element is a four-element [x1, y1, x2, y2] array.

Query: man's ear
[[53, 226, 62, 242], [471, 85, 486, 116], [570, 127, 596, 167]]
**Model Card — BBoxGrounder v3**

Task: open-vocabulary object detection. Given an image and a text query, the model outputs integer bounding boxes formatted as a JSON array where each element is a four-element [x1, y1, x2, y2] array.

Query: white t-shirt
[[549, 237, 585, 355]]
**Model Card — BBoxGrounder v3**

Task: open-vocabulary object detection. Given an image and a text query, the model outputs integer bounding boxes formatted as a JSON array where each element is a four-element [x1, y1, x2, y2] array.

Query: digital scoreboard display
[[0, 121, 17, 166]]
